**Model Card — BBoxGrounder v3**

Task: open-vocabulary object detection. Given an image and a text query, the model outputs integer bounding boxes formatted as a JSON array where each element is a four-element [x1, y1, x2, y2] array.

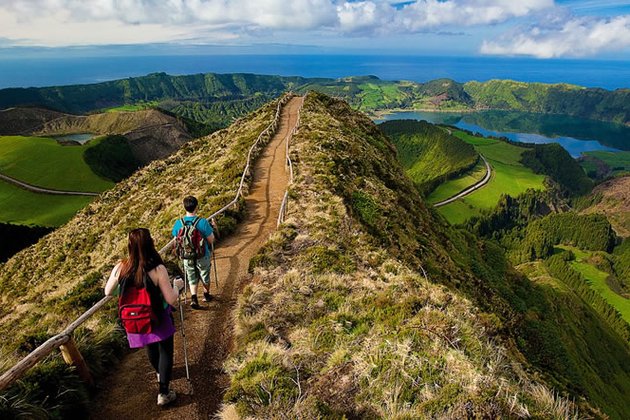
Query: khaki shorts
[[182, 254, 211, 286]]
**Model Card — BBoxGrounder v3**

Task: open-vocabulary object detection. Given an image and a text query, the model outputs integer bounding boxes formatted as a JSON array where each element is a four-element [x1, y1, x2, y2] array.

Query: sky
[[0, 0, 629, 59]]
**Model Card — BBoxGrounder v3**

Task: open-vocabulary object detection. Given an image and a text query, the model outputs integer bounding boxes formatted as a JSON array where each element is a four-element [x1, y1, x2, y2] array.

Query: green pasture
[[0, 179, 93, 226], [427, 159, 486, 204], [104, 100, 159, 113], [357, 83, 404, 110], [558, 246, 630, 324], [583, 150, 630, 175], [0, 136, 114, 192], [435, 131, 546, 224]]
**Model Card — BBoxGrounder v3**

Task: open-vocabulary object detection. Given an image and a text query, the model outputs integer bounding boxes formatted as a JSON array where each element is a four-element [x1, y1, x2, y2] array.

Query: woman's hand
[[173, 277, 185, 293]]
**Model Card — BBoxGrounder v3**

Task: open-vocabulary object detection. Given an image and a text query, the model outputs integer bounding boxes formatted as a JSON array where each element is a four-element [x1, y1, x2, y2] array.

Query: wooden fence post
[[59, 336, 94, 386]]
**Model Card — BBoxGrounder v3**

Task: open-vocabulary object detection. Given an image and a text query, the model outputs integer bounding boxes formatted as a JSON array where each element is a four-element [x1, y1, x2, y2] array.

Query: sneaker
[[190, 295, 200, 309], [203, 292, 212, 302], [157, 390, 176, 406]]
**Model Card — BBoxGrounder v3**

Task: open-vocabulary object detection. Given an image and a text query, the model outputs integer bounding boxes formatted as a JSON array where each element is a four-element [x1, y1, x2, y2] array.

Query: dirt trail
[[91, 96, 304, 419]]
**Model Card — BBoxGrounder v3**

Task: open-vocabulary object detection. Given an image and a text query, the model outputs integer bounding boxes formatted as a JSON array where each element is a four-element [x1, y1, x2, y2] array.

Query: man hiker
[[172, 195, 217, 309]]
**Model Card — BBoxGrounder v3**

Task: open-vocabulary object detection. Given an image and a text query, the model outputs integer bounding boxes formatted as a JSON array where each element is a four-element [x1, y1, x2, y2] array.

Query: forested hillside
[[464, 79, 630, 125], [379, 119, 478, 194], [1, 73, 628, 127]]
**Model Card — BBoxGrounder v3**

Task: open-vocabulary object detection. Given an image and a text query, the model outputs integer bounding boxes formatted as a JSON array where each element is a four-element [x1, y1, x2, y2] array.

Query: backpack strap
[[192, 216, 202, 228]]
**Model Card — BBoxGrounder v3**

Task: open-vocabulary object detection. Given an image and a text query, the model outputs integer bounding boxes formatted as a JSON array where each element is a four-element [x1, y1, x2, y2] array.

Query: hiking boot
[[203, 292, 212, 302], [190, 295, 200, 309], [157, 390, 176, 406]]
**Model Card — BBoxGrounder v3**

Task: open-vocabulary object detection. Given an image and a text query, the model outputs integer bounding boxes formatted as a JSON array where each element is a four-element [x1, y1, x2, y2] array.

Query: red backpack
[[118, 275, 157, 334]]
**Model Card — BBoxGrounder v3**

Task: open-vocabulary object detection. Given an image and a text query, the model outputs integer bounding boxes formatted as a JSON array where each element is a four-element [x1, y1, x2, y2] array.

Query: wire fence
[[277, 97, 303, 227]]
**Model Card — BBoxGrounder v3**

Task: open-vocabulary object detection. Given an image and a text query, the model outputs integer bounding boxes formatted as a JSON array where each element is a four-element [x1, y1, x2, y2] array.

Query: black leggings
[[146, 335, 174, 394]]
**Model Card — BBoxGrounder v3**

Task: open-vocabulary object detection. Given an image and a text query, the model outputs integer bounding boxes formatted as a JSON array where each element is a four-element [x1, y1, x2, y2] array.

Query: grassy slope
[[464, 79, 630, 125], [1, 73, 628, 126], [0, 98, 281, 416], [427, 158, 487, 204], [583, 151, 630, 175], [580, 176, 630, 238], [516, 260, 630, 419], [379, 120, 478, 194], [436, 131, 546, 224], [103, 101, 159, 112], [0, 180, 93, 226], [223, 93, 630, 419], [0, 136, 114, 192], [558, 245, 630, 324]]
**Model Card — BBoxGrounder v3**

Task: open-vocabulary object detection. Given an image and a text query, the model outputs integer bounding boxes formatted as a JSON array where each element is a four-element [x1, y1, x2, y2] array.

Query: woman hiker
[[105, 228, 185, 406]]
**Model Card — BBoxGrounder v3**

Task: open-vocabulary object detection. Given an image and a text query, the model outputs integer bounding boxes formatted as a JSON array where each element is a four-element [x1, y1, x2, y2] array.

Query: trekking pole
[[181, 261, 188, 305], [176, 279, 192, 389], [211, 241, 219, 289]]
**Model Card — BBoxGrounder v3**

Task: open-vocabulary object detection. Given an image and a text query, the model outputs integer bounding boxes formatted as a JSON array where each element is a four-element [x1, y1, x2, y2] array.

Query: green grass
[[0, 180, 93, 226], [103, 101, 159, 112], [0, 136, 114, 192], [427, 159, 487, 204], [558, 245, 630, 325], [356, 82, 405, 110], [435, 131, 546, 224], [583, 151, 630, 175]]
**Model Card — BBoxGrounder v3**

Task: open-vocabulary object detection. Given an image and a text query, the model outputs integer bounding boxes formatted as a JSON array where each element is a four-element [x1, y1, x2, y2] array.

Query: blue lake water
[[376, 110, 629, 157], [52, 133, 95, 144], [0, 55, 628, 90]]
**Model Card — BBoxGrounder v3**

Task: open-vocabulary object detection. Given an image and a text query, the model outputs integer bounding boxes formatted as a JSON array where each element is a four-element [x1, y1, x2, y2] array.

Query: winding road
[[433, 154, 492, 208], [91, 96, 304, 419], [0, 172, 99, 196]]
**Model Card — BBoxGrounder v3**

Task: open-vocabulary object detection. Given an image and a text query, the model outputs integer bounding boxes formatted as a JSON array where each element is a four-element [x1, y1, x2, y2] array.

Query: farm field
[[558, 245, 630, 324], [0, 179, 93, 226], [0, 136, 114, 192], [435, 130, 546, 224]]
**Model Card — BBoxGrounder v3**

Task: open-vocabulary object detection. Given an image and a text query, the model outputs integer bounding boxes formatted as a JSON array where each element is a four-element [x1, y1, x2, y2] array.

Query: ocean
[[1, 55, 629, 90]]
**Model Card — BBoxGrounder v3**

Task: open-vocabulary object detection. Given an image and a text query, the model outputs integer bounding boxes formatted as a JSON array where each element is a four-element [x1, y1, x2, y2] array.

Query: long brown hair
[[119, 228, 164, 287]]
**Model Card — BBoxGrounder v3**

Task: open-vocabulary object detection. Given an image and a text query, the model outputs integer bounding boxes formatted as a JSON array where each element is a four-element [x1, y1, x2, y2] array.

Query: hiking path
[[91, 96, 304, 419]]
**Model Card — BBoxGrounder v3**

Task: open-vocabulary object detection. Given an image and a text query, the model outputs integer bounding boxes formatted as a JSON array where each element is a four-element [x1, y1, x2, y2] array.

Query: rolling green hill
[[379, 119, 478, 194], [228, 93, 630, 418], [520, 143, 593, 196], [0, 93, 628, 419], [0, 180, 94, 226], [0, 135, 114, 192], [431, 130, 546, 224], [1, 73, 628, 127], [464, 79, 630, 125], [0, 96, 282, 417]]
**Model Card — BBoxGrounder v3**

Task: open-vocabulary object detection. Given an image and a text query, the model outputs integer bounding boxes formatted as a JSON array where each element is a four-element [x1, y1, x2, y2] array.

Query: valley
[[427, 130, 546, 224], [0, 75, 628, 420]]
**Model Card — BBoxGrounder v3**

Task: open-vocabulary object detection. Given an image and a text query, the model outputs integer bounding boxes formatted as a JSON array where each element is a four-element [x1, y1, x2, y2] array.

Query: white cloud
[[481, 15, 630, 58], [0, 0, 556, 46], [395, 0, 554, 31]]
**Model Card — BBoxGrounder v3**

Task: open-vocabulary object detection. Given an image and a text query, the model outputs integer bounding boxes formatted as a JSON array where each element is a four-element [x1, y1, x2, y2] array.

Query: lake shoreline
[[377, 109, 629, 156]]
